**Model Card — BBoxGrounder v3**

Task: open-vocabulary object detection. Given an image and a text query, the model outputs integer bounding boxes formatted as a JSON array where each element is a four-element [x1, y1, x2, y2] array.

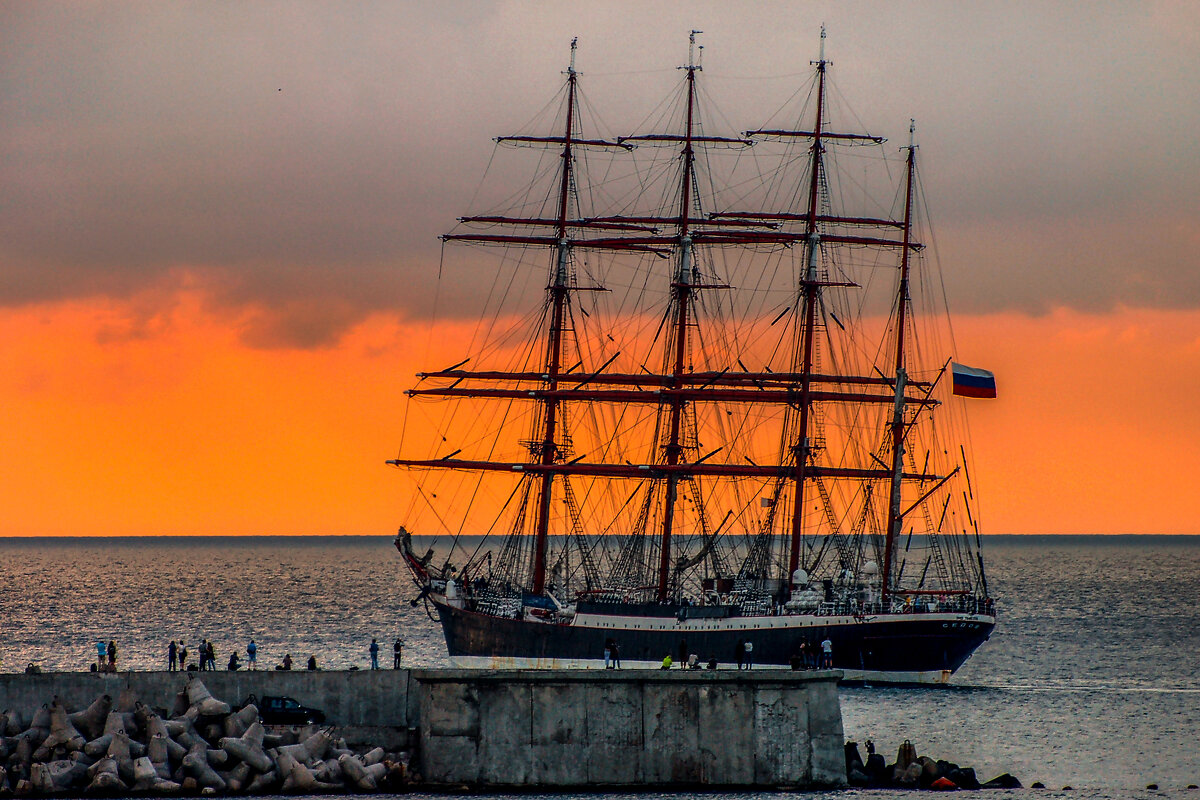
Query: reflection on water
[[1, 534, 1198, 794]]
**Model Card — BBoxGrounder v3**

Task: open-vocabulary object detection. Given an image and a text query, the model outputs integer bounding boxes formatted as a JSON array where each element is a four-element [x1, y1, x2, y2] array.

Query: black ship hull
[[431, 597, 993, 685]]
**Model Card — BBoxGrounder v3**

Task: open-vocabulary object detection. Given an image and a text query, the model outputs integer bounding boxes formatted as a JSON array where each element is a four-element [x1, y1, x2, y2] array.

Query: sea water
[[1, 534, 1197, 798]]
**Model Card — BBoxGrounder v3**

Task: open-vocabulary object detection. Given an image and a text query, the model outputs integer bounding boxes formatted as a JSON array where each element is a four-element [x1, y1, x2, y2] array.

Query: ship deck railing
[[794, 594, 993, 618]]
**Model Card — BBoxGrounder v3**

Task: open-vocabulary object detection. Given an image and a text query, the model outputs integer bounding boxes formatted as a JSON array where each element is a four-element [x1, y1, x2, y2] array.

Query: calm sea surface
[[1, 534, 1197, 799]]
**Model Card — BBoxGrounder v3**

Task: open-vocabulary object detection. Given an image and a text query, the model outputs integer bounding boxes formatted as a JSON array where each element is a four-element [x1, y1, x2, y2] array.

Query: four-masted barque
[[390, 31, 995, 683]]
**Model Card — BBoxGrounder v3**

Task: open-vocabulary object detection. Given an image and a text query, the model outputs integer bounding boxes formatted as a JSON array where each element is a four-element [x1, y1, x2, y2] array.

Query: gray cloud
[[2, 1, 1199, 347]]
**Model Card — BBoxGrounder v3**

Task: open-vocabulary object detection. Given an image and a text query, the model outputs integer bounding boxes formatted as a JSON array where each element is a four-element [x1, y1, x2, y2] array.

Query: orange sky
[[4, 4, 1200, 538], [3, 290, 1198, 536]]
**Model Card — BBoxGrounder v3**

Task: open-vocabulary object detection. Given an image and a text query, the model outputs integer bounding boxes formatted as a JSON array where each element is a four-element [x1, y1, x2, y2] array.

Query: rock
[[1147, 784, 1159, 790], [245, 769, 278, 793], [219, 722, 273, 772], [1031, 781, 1045, 788], [26, 706, 51, 739], [184, 677, 230, 718], [380, 761, 408, 791], [170, 691, 189, 719], [278, 729, 331, 763], [105, 733, 137, 784], [168, 719, 203, 751], [146, 733, 173, 777], [34, 702, 86, 760], [845, 741, 865, 775], [279, 757, 318, 793], [865, 752, 887, 783], [224, 762, 252, 793], [181, 744, 225, 791], [982, 773, 1023, 789], [338, 754, 377, 791], [0, 678, 418, 796], [14, 737, 33, 774], [31, 760, 87, 794], [101, 711, 127, 739], [160, 732, 188, 764], [223, 705, 258, 739], [84, 757, 126, 795], [896, 762, 923, 786], [312, 758, 342, 784], [261, 732, 286, 748], [919, 756, 941, 787], [68, 697, 111, 741], [82, 735, 114, 759], [947, 767, 980, 790]]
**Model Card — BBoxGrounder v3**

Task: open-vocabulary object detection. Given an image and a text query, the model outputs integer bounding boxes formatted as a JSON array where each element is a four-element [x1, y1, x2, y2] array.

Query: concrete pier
[[417, 669, 845, 788], [0, 668, 844, 789]]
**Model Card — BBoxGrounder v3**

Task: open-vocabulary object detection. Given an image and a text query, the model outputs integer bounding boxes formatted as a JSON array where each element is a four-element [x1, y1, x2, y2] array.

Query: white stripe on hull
[[570, 610, 992, 632], [445, 655, 954, 685]]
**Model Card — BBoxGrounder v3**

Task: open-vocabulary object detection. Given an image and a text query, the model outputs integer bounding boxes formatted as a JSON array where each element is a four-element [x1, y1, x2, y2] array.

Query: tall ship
[[390, 31, 996, 684]]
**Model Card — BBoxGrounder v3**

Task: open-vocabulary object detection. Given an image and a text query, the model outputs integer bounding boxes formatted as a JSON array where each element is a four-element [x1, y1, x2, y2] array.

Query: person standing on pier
[[168, 640, 178, 671], [198, 640, 207, 671], [820, 635, 833, 669], [107, 640, 117, 670], [392, 638, 403, 668], [179, 641, 188, 670], [744, 640, 754, 669], [735, 639, 746, 670], [96, 640, 106, 670], [247, 639, 257, 670], [206, 640, 216, 671], [369, 638, 380, 670], [611, 641, 621, 669]]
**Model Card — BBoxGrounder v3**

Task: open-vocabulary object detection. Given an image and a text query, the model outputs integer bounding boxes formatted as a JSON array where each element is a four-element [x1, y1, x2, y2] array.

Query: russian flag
[[951, 363, 997, 398]]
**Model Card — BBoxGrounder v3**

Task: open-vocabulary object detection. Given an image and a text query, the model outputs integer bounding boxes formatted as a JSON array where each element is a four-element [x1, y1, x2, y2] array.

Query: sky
[[2, 1, 1199, 536]]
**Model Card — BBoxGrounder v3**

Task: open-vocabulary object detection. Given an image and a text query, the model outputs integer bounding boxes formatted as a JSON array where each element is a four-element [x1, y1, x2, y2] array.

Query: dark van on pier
[[242, 694, 325, 725]]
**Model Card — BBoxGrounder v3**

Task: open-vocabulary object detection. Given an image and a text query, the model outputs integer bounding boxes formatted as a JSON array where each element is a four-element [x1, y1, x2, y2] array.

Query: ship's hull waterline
[[431, 597, 993, 685]]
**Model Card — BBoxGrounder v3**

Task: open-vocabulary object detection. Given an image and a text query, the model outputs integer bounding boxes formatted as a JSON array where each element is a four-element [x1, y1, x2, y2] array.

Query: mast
[[881, 120, 917, 606], [656, 30, 702, 602], [786, 25, 829, 581], [530, 38, 580, 595]]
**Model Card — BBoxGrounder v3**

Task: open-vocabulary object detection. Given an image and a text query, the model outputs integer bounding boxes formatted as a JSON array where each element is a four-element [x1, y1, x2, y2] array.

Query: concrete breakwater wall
[[1, 669, 844, 788], [419, 669, 844, 788]]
